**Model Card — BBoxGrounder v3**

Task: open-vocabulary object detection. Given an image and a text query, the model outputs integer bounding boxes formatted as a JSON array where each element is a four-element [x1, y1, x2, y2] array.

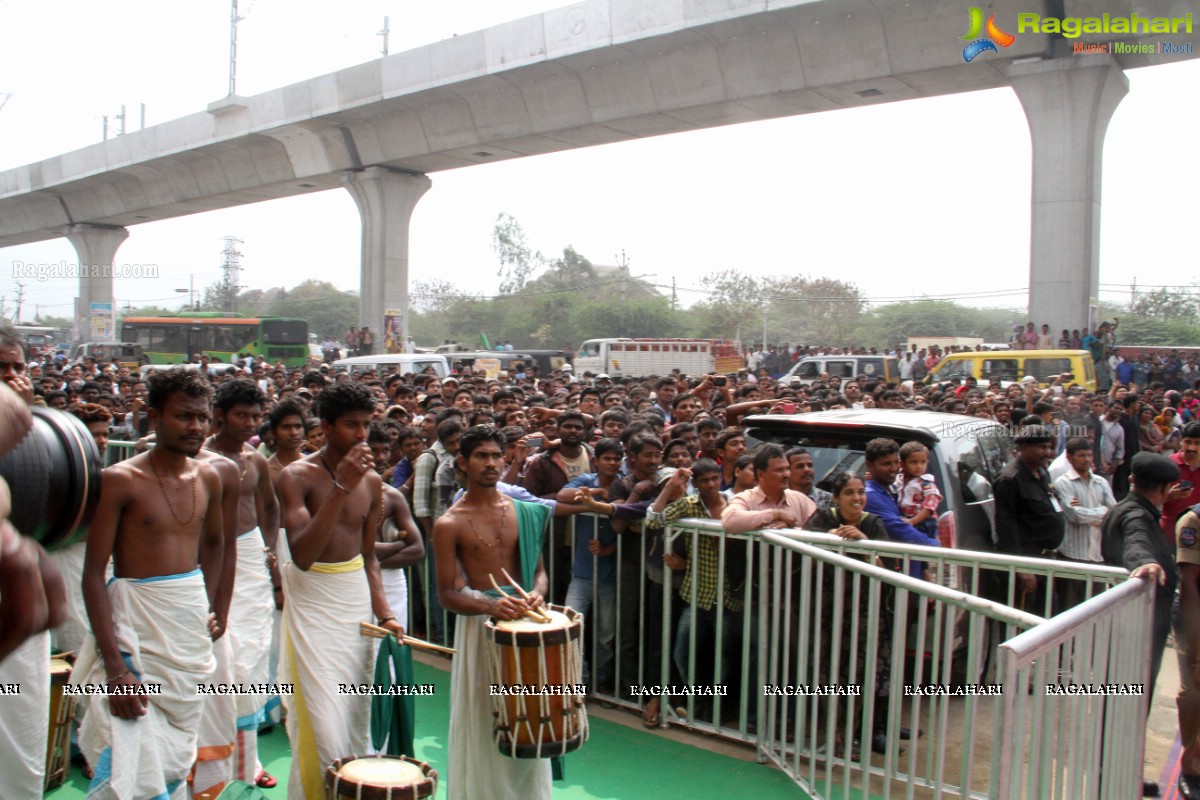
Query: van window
[[930, 359, 974, 382], [413, 360, 444, 376], [1024, 357, 1072, 383], [980, 359, 1019, 382], [578, 341, 600, 358], [827, 360, 855, 379], [797, 361, 821, 379]]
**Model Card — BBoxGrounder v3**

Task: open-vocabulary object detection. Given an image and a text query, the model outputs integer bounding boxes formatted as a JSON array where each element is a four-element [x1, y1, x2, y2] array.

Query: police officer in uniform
[[993, 425, 1066, 615]]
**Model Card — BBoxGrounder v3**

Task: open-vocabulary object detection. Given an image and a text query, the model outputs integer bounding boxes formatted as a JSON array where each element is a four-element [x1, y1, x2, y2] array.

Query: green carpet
[[47, 659, 807, 798]]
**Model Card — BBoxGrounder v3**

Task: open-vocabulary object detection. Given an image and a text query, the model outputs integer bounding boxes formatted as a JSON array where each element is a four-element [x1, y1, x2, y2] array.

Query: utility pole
[[1130, 278, 1137, 312], [616, 249, 629, 337], [220, 237, 244, 313], [761, 295, 768, 350], [13, 281, 27, 323], [378, 16, 390, 56], [671, 276, 677, 312], [228, 0, 240, 96]]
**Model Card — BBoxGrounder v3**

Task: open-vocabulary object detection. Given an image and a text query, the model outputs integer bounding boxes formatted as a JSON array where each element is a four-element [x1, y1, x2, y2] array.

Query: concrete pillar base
[[1010, 55, 1128, 332], [63, 224, 129, 342], [342, 167, 431, 347]]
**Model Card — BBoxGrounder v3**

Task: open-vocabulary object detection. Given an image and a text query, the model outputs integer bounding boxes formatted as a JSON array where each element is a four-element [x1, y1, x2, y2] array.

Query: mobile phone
[[780, 402, 796, 414], [1181, 481, 1194, 491], [713, 376, 727, 387], [526, 436, 544, 449], [1063, 373, 1075, 381]]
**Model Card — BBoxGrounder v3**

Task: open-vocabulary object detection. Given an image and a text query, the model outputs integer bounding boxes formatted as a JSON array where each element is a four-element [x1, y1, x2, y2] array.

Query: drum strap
[[371, 636, 416, 757], [513, 499, 551, 589]]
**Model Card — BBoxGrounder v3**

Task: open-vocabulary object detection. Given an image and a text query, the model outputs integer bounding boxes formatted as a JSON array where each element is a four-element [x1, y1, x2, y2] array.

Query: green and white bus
[[121, 313, 310, 367]]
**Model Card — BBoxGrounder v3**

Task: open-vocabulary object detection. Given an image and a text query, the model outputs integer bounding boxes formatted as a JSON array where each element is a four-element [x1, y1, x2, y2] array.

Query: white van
[[783, 354, 900, 385], [333, 353, 448, 378]]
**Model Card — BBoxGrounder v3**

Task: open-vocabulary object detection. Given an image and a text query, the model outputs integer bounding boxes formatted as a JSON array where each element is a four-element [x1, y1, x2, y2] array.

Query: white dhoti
[[227, 528, 275, 783], [192, 633, 236, 796], [380, 567, 408, 631], [280, 556, 372, 800], [76, 569, 216, 800], [448, 590, 551, 800], [47, 542, 89, 654], [0, 630, 51, 798]]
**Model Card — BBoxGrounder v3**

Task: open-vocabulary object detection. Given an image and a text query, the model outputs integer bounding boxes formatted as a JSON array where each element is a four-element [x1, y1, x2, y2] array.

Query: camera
[[0, 406, 102, 551], [713, 376, 727, 387]]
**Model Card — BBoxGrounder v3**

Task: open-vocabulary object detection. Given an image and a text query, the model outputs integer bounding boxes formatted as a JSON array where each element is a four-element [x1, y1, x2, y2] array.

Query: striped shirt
[[1052, 466, 1116, 562]]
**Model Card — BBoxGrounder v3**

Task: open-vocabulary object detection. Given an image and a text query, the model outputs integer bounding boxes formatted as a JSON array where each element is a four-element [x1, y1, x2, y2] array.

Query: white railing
[[993, 578, 1154, 800], [395, 510, 1150, 799]]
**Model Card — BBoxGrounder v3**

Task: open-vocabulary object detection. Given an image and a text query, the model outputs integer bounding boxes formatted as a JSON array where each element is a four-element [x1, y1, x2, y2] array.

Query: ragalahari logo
[[961, 7, 1015, 61]]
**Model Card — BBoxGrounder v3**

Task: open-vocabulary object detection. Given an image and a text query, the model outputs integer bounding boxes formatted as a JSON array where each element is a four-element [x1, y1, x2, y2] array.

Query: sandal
[[256, 771, 278, 789]]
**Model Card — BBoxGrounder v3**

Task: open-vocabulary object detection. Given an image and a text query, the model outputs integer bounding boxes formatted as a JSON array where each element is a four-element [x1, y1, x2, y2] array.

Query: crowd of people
[[6, 318, 1200, 798]]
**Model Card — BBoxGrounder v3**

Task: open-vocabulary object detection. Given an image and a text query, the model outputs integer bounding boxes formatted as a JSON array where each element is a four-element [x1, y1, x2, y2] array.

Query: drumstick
[[359, 621, 458, 655], [500, 567, 552, 622], [488, 573, 551, 624]]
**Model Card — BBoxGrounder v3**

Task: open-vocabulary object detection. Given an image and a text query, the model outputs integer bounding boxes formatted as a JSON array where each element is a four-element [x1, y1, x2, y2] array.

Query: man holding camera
[[0, 325, 66, 798]]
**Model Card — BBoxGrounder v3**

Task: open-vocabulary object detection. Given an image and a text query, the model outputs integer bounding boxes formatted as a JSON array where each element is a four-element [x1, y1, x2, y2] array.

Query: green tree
[[690, 269, 763, 341], [851, 300, 1022, 349], [764, 275, 866, 346], [258, 280, 358, 341], [492, 213, 543, 294]]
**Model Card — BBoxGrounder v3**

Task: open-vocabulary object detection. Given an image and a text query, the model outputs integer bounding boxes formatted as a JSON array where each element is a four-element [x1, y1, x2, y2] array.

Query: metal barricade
[[397, 506, 1151, 799], [993, 578, 1154, 800], [104, 439, 140, 465]]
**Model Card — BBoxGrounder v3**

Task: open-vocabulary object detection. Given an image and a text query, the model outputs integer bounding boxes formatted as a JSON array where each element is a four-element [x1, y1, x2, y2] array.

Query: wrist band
[[107, 669, 130, 684], [377, 615, 395, 625]]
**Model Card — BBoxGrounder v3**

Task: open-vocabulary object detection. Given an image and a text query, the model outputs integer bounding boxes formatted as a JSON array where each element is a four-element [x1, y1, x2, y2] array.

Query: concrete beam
[[341, 168, 431, 343], [63, 224, 129, 342], [1011, 55, 1128, 331]]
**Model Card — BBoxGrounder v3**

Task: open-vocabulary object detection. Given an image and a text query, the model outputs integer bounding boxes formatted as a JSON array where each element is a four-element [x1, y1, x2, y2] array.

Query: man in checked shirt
[[646, 460, 737, 721]]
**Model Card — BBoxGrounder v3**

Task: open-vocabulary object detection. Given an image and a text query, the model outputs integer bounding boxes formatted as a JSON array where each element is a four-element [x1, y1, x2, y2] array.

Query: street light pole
[[174, 274, 196, 311]]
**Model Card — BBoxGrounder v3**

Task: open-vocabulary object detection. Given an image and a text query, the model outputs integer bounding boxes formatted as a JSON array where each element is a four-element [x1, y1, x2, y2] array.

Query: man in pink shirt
[[722, 445, 816, 533]]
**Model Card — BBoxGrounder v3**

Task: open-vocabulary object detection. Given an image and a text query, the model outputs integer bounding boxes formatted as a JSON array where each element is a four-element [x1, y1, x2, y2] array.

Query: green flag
[[479, 332, 491, 350]]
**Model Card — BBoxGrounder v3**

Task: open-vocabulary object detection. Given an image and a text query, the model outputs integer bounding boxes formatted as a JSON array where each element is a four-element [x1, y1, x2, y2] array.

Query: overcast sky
[[0, 0, 1196, 328]]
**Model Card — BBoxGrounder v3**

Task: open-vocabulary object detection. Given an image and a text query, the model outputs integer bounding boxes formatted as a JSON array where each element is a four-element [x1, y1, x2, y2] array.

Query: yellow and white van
[[927, 350, 1097, 391]]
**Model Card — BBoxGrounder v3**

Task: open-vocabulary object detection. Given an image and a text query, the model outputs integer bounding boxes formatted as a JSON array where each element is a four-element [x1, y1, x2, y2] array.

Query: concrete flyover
[[0, 0, 1193, 336]]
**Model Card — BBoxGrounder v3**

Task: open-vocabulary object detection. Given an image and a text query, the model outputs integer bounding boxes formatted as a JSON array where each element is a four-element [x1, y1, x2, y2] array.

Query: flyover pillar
[[64, 224, 128, 342], [342, 167, 431, 346], [1010, 56, 1127, 332]]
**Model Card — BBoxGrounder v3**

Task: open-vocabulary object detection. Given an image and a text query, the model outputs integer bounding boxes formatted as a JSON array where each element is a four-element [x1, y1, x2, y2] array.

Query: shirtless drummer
[[275, 382, 403, 800], [434, 425, 553, 800], [204, 378, 281, 789], [79, 368, 223, 799]]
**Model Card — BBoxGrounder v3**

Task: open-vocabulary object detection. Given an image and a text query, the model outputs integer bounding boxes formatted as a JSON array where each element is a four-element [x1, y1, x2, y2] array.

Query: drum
[[324, 754, 437, 800], [485, 604, 589, 758], [44, 655, 73, 790]]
